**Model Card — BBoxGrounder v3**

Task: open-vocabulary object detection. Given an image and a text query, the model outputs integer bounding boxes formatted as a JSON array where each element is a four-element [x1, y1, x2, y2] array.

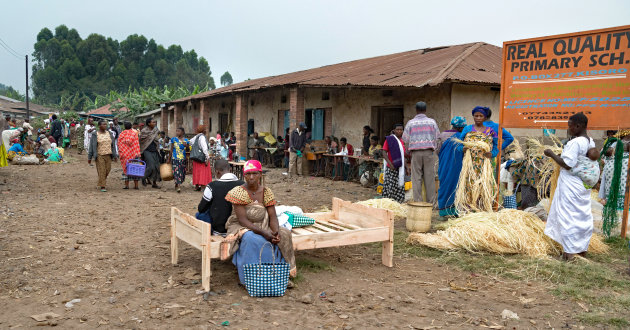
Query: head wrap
[[10, 139, 19, 144], [450, 116, 467, 128], [51, 143, 57, 149], [472, 106, 490, 117], [243, 160, 262, 174]]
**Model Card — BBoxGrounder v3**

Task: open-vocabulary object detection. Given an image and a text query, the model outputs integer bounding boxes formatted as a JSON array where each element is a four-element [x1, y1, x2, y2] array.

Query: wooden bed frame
[[170, 197, 394, 291]]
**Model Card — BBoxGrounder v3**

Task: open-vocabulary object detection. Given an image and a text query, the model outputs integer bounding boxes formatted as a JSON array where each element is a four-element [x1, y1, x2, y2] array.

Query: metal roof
[[168, 42, 501, 104]]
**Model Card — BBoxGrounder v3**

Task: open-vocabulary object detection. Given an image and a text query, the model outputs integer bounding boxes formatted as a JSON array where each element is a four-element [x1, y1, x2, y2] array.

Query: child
[[569, 147, 601, 189], [543, 113, 595, 260]]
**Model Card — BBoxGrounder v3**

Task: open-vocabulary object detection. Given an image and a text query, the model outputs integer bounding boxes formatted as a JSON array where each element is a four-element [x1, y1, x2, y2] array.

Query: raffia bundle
[[525, 137, 563, 208], [452, 138, 498, 214], [356, 198, 407, 218], [406, 209, 609, 257]]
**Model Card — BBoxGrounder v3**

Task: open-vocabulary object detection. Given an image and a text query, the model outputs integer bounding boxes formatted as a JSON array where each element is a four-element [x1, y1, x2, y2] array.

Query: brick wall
[[324, 107, 332, 137], [235, 94, 248, 158], [289, 87, 304, 131], [160, 107, 168, 133]]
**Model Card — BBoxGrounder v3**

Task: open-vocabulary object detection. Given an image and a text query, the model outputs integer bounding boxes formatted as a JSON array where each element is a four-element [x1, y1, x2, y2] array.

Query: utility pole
[[25, 55, 30, 119]]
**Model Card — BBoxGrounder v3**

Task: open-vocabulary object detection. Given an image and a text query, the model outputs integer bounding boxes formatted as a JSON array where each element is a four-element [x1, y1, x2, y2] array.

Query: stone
[[300, 293, 314, 304]]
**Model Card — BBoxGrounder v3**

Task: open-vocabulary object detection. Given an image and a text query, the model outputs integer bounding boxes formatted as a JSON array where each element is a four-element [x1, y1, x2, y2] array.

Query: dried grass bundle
[[406, 209, 609, 257], [525, 137, 563, 207], [504, 138, 525, 160], [356, 198, 407, 218], [452, 138, 498, 214]]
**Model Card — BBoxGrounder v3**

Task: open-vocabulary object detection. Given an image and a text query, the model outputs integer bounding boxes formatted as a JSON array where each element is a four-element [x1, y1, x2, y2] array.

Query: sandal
[[100, 188, 107, 192], [152, 185, 161, 189], [123, 187, 129, 190], [176, 188, 181, 193]]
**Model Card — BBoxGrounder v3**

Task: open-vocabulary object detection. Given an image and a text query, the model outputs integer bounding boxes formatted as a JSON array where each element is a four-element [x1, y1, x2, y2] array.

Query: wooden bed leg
[[171, 207, 179, 265], [201, 221, 212, 292], [382, 241, 394, 267]]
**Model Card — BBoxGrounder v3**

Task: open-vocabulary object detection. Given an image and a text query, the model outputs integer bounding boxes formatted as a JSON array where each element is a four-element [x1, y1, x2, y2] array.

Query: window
[[322, 91, 330, 100], [382, 90, 393, 97], [306, 108, 326, 140], [281, 95, 287, 103], [247, 119, 254, 135], [219, 113, 229, 134]]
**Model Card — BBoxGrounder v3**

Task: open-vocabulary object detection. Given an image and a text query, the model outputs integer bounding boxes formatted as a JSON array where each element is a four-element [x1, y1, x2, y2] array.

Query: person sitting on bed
[[222, 160, 297, 285], [196, 159, 244, 236]]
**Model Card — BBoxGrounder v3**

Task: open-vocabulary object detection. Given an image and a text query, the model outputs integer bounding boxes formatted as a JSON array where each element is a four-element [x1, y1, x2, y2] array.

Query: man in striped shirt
[[402, 101, 440, 204]]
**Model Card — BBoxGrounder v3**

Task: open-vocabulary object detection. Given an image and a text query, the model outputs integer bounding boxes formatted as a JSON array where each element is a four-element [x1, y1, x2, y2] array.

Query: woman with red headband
[[223, 160, 296, 285]]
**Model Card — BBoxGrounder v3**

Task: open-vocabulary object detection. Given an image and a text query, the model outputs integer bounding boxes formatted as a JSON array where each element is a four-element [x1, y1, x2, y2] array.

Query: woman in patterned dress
[[222, 160, 296, 285], [117, 122, 141, 190], [456, 107, 499, 212], [169, 127, 189, 193]]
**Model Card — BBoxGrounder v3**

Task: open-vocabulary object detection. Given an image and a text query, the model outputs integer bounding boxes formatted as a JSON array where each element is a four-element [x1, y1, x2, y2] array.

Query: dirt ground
[[0, 149, 592, 329]]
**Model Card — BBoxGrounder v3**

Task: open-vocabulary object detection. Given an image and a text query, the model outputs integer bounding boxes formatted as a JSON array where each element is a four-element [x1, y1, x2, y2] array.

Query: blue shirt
[[483, 120, 514, 150], [8, 143, 24, 153]]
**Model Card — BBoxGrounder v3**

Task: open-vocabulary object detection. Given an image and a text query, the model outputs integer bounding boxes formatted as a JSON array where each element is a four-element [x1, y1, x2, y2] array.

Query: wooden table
[[229, 161, 246, 180], [309, 151, 327, 176]]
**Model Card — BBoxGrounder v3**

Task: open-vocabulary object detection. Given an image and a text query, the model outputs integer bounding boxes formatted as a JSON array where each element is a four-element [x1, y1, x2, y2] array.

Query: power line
[[0, 37, 24, 59]]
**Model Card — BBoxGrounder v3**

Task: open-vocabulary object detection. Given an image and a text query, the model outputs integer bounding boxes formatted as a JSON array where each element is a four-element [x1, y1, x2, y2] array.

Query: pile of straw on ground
[[407, 209, 609, 257], [452, 138, 498, 214], [356, 198, 407, 218]]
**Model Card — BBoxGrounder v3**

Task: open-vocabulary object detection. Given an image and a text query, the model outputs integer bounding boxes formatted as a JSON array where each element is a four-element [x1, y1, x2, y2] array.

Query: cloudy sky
[[1, 0, 628, 94]]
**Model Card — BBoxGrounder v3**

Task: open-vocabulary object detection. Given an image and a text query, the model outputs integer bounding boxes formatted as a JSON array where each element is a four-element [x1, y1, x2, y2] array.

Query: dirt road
[[0, 150, 584, 329]]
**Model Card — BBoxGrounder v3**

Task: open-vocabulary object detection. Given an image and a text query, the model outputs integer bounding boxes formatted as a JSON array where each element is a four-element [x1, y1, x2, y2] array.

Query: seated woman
[[7, 139, 28, 161], [368, 135, 382, 157], [222, 160, 296, 285], [44, 143, 63, 163]]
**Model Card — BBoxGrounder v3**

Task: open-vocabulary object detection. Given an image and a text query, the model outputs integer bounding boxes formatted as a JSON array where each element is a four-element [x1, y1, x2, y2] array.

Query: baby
[[570, 147, 600, 189]]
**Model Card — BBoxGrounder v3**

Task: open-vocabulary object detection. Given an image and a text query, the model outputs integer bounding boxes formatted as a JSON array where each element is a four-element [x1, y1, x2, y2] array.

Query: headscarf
[[51, 143, 57, 149], [243, 160, 262, 174], [472, 106, 490, 117], [450, 116, 467, 128], [10, 138, 19, 144]]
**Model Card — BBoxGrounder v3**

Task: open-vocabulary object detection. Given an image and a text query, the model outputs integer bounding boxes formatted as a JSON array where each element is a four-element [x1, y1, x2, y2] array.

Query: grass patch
[[394, 229, 630, 327], [296, 257, 334, 273], [578, 313, 630, 328]]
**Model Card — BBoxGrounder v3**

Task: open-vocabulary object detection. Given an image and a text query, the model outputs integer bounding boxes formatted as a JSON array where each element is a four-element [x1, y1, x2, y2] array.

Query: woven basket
[[160, 163, 174, 181]]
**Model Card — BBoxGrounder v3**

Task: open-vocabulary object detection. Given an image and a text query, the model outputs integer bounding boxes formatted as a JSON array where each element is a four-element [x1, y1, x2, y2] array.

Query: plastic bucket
[[406, 201, 432, 232]]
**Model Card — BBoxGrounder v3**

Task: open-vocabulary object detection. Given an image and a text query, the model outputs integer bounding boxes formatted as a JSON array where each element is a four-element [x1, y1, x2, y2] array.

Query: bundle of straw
[[406, 209, 609, 257], [525, 137, 563, 208], [356, 198, 407, 218], [504, 138, 525, 160], [452, 138, 498, 214]]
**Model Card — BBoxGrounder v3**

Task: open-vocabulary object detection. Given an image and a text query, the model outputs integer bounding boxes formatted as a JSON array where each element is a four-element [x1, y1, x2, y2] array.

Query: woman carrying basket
[[118, 121, 142, 190]]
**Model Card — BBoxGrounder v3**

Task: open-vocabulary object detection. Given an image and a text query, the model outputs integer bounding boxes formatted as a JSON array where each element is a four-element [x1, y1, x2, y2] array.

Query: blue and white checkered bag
[[503, 183, 520, 209], [242, 242, 290, 297]]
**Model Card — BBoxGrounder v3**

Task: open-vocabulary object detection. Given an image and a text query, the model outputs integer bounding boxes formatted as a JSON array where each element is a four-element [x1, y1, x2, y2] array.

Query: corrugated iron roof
[[86, 103, 129, 116], [169, 42, 501, 104]]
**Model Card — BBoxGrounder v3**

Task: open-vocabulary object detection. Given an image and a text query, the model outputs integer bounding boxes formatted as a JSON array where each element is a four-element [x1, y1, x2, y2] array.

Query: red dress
[[192, 161, 212, 185]]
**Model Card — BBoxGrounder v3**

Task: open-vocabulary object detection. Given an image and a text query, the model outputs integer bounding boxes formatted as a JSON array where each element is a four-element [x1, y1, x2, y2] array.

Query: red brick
[[235, 94, 248, 158], [289, 87, 304, 131]]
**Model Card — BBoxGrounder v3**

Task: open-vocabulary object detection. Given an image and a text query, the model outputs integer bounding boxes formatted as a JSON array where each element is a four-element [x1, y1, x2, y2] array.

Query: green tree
[[0, 83, 25, 101], [30, 25, 216, 109], [220, 71, 233, 86], [143, 67, 157, 87]]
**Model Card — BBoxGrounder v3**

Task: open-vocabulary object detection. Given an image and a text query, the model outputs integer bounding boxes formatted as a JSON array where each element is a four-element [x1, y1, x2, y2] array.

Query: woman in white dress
[[544, 113, 595, 260]]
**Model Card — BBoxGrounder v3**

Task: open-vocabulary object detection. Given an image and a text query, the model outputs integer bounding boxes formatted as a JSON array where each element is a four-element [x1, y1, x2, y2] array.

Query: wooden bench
[[170, 197, 394, 291]]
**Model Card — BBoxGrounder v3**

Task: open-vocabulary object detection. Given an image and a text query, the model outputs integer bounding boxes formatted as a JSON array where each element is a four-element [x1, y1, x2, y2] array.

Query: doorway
[[219, 113, 229, 134], [371, 106, 404, 143]]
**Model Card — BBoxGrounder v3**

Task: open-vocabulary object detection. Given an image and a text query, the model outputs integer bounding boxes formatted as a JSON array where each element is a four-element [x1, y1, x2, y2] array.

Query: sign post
[[498, 25, 630, 237]]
